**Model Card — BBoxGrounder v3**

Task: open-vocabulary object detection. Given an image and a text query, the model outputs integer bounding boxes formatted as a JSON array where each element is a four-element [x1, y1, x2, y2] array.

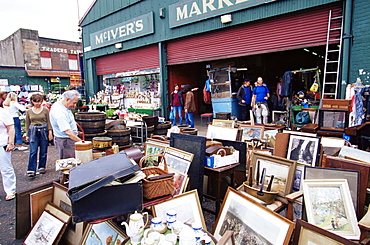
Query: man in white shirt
[[50, 90, 82, 159]]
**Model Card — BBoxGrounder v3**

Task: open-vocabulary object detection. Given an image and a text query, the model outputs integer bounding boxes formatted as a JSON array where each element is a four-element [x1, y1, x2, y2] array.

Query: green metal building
[[80, 0, 370, 116]]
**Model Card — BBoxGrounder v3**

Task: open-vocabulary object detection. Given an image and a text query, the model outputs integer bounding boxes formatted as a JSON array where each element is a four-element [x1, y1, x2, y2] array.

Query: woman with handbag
[[25, 93, 53, 178]]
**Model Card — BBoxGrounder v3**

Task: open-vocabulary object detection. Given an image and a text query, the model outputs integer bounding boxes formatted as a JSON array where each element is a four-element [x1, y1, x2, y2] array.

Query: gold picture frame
[[79, 220, 126, 245], [302, 179, 361, 240], [249, 152, 297, 197], [239, 125, 265, 142], [212, 119, 235, 128], [214, 187, 294, 244]]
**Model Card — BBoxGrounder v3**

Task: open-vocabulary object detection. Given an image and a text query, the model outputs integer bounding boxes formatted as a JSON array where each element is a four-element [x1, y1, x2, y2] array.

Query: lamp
[[115, 43, 122, 49], [221, 14, 232, 24]]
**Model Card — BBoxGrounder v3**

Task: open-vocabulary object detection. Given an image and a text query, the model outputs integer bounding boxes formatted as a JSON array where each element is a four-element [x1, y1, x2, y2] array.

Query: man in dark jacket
[[236, 79, 252, 121]]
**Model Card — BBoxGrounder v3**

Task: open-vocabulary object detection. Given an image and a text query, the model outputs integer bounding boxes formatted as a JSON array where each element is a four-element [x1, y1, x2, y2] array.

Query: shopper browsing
[[25, 93, 53, 178], [0, 107, 16, 201], [3, 92, 28, 150], [50, 90, 82, 159], [251, 77, 270, 124], [170, 84, 184, 126], [236, 78, 252, 121], [183, 84, 198, 128]]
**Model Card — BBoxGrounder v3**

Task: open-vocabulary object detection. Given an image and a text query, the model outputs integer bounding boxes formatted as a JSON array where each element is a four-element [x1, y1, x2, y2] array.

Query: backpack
[[295, 111, 311, 124]]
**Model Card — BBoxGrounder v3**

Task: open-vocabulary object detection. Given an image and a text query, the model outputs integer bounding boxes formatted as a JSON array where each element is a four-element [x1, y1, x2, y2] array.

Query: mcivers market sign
[[169, 0, 276, 28], [90, 12, 154, 50]]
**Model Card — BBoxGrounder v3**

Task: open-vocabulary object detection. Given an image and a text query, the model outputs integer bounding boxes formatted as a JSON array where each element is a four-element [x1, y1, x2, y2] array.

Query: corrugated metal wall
[[95, 44, 159, 75], [167, 2, 342, 65]]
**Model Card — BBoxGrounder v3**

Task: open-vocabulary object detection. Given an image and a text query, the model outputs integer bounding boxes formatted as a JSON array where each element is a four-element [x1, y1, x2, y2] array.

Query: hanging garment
[[354, 85, 365, 126], [280, 71, 292, 97], [203, 84, 211, 104]]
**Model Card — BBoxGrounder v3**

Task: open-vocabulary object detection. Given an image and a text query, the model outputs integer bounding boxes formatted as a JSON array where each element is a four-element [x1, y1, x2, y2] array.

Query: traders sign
[[90, 12, 154, 50], [169, 0, 276, 28]]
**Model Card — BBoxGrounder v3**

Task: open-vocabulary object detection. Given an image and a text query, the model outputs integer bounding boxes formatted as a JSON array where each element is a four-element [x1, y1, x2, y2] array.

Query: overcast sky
[[0, 0, 94, 42]]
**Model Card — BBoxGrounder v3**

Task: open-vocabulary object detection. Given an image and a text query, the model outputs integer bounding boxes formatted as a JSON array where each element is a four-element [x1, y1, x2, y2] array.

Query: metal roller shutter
[[96, 44, 159, 75], [167, 3, 342, 65]]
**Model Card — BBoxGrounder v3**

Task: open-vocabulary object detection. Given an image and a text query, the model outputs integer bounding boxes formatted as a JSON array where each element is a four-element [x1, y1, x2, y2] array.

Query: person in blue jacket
[[236, 78, 252, 121], [251, 77, 270, 124]]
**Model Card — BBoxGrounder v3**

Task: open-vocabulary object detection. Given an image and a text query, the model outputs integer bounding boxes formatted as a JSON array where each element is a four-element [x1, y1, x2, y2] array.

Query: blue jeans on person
[[13, 117, 23, 145], [172, 106, 183, 126], [27, 130, 49, 173], [185, 112, 194, 128]]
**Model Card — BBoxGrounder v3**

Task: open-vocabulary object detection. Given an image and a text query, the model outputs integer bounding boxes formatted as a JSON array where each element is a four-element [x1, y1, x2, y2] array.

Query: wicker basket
[[139, 154, 174, 199]]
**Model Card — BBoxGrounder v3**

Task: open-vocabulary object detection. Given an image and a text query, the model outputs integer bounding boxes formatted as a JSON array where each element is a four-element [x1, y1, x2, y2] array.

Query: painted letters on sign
[[90, 12, 154, 50], [169, 0, 277, 28]]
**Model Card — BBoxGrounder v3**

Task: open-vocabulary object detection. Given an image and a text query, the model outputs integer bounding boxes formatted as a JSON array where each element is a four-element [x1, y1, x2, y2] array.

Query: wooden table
[[203, 163, 240, 215]]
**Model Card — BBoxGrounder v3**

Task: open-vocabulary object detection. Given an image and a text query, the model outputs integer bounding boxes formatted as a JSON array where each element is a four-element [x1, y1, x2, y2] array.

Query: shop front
[[80, 0, 353, 120]]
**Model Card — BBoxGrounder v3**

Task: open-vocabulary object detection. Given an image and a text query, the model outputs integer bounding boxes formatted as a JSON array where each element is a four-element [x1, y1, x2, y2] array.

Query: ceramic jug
[[121, 211, 148, 244]]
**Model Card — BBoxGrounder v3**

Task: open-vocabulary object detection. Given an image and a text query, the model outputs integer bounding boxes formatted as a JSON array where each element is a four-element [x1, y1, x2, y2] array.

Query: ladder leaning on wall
[[321, 9, 344, 99]]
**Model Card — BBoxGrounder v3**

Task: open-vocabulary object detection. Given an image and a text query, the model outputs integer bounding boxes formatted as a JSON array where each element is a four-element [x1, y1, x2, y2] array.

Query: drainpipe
[[340, 0, 353, 99], [159, 42, 168, 118]]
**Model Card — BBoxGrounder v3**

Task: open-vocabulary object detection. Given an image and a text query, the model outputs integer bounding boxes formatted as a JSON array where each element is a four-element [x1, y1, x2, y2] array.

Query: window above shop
[[40, 51, 52, 70]]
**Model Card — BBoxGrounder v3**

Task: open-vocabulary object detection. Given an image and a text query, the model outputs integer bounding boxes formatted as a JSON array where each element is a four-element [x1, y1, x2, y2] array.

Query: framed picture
[[212, 119, 235, 128], [161, 147, 194, 174], [44, 202, 71, 224], [52, 182, 86, 245], [24, 211, 67, 245], [302, 179, 360, 240], [214, 187, 294, 245], [264, 129, 279, 148], [79, 220, 126, 245], [144, 141, 169, 165], [250, 152, 297, 197], [170, 133, 206, 200], [152, 189, 206, 229], [292, 219, 357, 245], [167, 166, 188, 196], [286, 134, 320, 166], [292, 164, 305, 193], [206, 124, 239, 141], [30, 187, 53, 226], [239, 125, 265, 142], [305, 166, 359, 212], [321, 155, 369, 218]]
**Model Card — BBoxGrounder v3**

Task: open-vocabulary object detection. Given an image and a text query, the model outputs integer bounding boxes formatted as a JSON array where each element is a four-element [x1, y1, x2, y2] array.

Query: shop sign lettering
[[169, 0, 276, 28], [40, 47, 81, 54], [90, 12, 154, 50]]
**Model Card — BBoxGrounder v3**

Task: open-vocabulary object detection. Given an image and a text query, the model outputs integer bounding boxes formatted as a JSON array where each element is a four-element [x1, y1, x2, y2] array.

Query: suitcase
[[68, 151, 143, 223]]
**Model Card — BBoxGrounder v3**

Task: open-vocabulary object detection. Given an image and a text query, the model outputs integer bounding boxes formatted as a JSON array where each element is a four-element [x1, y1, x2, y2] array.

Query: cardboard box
[[205, 150, 239, 168]]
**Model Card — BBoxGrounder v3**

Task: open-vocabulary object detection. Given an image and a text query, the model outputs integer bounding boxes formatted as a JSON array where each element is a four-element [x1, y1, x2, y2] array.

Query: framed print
[[239, 125, 264, 142], [212, 119, 235, 128], [170, 133, 206, 200], [250, 152, 297, 197], [264, 129, 279, 148], [286, 134, 320, 166], [152, 189, 206, 229], [304, 166, 359, 212], [44, 202, 71, 224], [302, 179, 360, 240], [144, 141, 169, 165], [79, 220, 126, 245], [206, 124, 239, 141], [161, 147, 194, 174], [321, 155, 369, 218], [167, 166, 188, 196], [214, 187, 294, 245], [24, 211, 66, 245], [292, 219, 357, 245], [52, 182, 86, 245], [30, 187, 53, 226]]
